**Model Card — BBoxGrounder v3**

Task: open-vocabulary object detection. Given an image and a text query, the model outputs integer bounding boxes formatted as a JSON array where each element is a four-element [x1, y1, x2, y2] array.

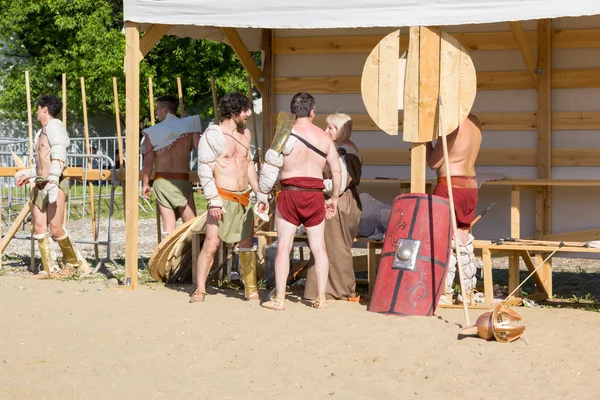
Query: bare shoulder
[[467, 114, 482, 131]]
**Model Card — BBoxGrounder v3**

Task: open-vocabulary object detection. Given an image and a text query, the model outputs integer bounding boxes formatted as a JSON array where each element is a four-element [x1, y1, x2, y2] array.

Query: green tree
[[0, 0, 256, 131]]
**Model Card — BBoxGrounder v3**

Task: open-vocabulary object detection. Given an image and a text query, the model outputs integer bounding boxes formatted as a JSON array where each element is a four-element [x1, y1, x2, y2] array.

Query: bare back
[[214, 127, 252, 191], [153, 134, 195, 173], [281, 121, 333, 180], [435, 115, 482, 177]]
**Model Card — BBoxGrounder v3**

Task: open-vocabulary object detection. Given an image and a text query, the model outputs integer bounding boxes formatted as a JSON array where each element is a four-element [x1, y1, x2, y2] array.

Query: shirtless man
[[256, 92, 342, 311], [190, 92, 260, 303], [15, 95, 90, 278], [427, 114, 482, 305], [142, 95, 200, 235]]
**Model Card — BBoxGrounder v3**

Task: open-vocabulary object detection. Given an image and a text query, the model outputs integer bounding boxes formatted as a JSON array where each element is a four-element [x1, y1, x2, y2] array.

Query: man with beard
[[191, 92, 260, 303]]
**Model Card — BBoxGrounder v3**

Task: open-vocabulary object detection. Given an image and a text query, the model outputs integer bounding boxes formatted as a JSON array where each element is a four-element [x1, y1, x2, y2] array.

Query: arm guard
[[46, 119, 70, 183], [198, 125, 226, 208], [257, 149, 283, 197], [14, 167, 36, 182], [323, 154, 348, 195]]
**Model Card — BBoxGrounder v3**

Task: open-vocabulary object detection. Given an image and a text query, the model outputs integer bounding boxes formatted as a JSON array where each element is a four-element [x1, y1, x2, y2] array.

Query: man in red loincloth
[[427, 114, 482, 305], [256, 92, 342, 310]]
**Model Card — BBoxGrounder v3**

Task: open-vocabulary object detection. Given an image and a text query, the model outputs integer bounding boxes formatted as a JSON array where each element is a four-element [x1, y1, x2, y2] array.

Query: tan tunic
[[304, 144, 363, 300]]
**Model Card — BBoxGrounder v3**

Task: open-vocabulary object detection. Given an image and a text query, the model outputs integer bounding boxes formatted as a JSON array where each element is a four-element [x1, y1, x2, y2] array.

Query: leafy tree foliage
[[0, 0, 254, 128]]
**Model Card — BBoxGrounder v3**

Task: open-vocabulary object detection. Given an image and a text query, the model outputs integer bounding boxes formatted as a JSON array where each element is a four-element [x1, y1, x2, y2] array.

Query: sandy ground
[[0, 275, 599, 400]]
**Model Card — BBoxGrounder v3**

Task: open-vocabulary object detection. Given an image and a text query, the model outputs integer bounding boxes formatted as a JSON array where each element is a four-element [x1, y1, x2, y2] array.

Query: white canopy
[[124, 0, 600, 30]]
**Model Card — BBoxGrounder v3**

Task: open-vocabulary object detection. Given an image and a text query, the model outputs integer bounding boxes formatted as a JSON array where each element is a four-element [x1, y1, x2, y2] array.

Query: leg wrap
[[55, 234, 78, 265], [447, 235, 478, 294], [238, 249, 258, 299], [34, 233, 53, 274]]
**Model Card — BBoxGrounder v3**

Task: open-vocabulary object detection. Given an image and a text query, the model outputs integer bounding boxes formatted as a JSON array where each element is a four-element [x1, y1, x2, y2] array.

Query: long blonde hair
[[326, 113, 353, 142]]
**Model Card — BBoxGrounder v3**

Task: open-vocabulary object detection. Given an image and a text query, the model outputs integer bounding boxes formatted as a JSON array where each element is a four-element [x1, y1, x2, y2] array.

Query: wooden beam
[[313, 111, 600, 132], [509, 21, 538, 87], [125, 21, 140, 290], [542, 228, 600, 242], [511, 186, 520, 238], [221, 27, 263, 95], [275, 68, 600, 93], [274, 29, 600, 54], [139, 24, 171, 60]]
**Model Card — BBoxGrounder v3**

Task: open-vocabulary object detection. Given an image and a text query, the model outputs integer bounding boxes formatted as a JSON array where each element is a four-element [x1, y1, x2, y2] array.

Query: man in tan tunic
[[191, 92, 260, 303], [427, 114, 482, 305], [142, 95, 201, 236]]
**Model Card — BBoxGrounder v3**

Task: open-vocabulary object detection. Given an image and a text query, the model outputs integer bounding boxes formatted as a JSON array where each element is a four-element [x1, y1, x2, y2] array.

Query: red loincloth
[[433, 176, 478, 229], [278, 177, 325, 227]]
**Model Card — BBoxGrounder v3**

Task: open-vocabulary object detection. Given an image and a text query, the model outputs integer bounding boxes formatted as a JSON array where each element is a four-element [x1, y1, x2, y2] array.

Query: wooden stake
[[437, 96, 470, 326], [25, 71, 35, 272], [247, 75, 260, 171], [61, 73, 68, 226], [148, 77, 155, 126], [62, 74, 67, 126], [113, 77, 124, 168], [177, 77, 185, 117], [210, 76, 219, 122], [148, 77, 161, 245], [124, 21, 140, 290], [80, 77, 99, 264]]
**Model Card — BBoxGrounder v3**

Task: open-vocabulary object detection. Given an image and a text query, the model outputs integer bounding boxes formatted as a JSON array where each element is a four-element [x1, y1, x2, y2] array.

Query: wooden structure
[[120, 7, 600, 295]]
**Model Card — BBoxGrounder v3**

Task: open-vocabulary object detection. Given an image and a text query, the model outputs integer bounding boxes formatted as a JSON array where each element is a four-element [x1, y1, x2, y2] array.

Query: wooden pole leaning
[[112, 77, 126, 227], [247, 75, 260, 172], [148, 77, 161, 245], [80, 77, 100, 264], [25, 71, 36, 272], [437, 96, 471, 326]]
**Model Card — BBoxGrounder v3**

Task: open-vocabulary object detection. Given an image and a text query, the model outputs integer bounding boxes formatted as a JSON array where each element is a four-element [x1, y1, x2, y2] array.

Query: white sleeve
[[198, 126, 226, 208], [258, 149, 283, 196], [46, 120, 70, 183]]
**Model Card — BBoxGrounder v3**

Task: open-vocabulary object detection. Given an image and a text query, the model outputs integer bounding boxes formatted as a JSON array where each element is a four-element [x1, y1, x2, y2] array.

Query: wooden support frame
[[509, 21, 537, 87], [221, 27, 264, 95], [139, 24, 171, 60]]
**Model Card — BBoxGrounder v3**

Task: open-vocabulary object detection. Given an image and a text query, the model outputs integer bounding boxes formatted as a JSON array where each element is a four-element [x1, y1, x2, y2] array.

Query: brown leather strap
[[437, 176, 477, 189], [217, 187, 251, 207], [154, 172, 190, 181], [282, 185, 323, 192]]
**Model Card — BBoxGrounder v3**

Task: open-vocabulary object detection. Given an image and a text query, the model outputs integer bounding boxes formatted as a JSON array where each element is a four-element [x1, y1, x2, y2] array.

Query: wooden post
[[536, 19, 553, 297], [80, 77, 99, 264], [508, 22, 538, 87], [260, 29, 275, 240], [210, 77, 219, 123], [62, 73, 68, 225], [177, 77, 185, 117], [62, 74, 67, 126], [25, 71, 36, 272], [247, 75, 260, 171], [509, 185, 521, 296], [148, 77, 161, 245], [148, 77, 155, 126], [124, 21, 141, 289], [113, 77, 124, 168]]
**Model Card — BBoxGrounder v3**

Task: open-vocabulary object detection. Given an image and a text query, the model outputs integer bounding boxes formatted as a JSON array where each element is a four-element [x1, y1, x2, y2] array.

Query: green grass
[[1, 183, 208, 221]]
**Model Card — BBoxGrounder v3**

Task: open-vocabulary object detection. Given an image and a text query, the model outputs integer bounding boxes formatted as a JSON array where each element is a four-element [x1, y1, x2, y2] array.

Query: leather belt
[[217, 187, 250, 207], [154, 172, 190, 181], [282, 185, 323, 192], [437, 176, 478, 189]]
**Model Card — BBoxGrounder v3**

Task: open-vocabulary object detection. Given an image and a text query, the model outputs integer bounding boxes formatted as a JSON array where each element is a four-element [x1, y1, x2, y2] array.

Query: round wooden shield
[[361, 29, 477, 141]]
